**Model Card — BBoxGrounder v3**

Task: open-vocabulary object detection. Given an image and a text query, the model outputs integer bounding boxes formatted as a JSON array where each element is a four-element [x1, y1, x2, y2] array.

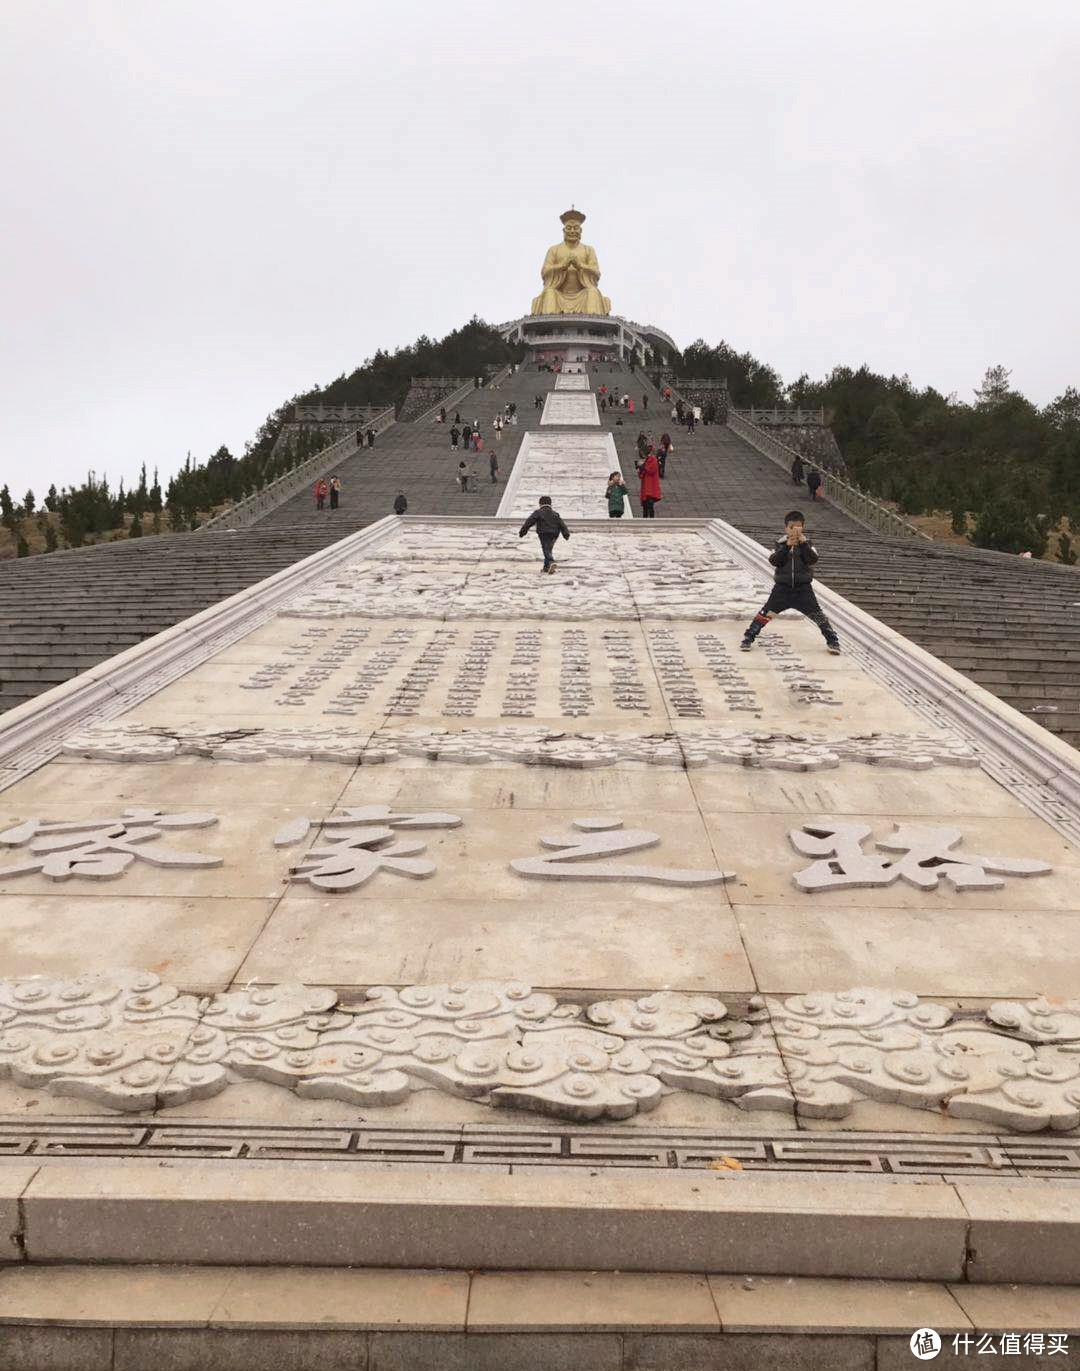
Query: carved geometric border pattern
[[4, 1120, 1080, 1178]]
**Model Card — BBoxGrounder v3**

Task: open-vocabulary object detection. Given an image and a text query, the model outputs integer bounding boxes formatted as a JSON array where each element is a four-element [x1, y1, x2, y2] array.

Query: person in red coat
[[639, 451, 662, 518]]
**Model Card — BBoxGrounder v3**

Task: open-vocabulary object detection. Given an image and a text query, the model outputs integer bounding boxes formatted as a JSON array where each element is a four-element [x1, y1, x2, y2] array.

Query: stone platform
[[2, 372, 1080, 1360]]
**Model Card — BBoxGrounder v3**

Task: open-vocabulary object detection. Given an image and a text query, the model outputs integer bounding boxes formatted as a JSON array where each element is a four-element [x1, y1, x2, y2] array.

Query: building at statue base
[[498, 310, 677, 368]]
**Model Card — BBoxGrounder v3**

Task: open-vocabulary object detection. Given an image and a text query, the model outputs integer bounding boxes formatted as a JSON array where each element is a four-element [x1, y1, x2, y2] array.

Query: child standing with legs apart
[[740, 510, 841, 654], [518, 495, 570, 574]]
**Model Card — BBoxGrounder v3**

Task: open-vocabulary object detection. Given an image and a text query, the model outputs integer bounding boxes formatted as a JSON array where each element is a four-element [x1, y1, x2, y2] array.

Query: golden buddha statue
[[530, 208, 611, 316]]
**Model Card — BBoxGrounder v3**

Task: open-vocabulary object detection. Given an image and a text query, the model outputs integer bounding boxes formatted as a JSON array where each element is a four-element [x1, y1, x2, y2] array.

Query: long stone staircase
[[256, 378, 529, 533], [2, 361, 1079, 746]]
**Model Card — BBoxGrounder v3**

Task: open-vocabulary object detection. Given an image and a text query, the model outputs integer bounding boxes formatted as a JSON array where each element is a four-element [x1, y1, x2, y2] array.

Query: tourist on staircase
[[791, 454, 806, 486], [639, 448, 662, 518], [606, 472, 628, 519]]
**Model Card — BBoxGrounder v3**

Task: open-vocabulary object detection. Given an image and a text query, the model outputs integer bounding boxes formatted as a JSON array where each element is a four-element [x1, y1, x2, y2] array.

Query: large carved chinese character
[[511, 817, 735, 885], [790, 820, 1051, 892], [0, 810, 221, 882], [275, 804, 463, 892]]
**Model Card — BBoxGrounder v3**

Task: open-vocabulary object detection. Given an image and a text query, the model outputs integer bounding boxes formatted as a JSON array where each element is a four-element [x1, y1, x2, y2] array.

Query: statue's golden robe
[[531, 242, 611, 316]]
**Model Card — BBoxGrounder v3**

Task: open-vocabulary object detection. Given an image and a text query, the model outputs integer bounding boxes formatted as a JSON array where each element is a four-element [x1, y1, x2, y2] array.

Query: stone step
[[4, 1161, 1076, 1283], [0, 1263, 1076, 1371]]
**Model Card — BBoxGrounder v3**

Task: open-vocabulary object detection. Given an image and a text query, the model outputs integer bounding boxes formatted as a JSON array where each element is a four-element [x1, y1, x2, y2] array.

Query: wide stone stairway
[[257, 373, 536, 533], [2, 361, 1079, 750]]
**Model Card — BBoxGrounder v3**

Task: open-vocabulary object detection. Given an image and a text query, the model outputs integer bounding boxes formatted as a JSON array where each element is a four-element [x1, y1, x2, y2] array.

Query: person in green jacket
[[606, 471, 629, 519]]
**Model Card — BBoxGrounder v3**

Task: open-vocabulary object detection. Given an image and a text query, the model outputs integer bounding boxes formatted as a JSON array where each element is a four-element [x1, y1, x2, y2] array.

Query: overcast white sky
[[2, 0, 1077, 498]]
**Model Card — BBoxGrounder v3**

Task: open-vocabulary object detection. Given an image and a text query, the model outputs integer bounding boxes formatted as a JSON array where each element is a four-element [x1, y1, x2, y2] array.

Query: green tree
[[22, 490, 35, 517], [0, 485, 15, 532], [972, 500, 1048, 556], [866, 402, 906, 454], [974, 364, 1012, 409]]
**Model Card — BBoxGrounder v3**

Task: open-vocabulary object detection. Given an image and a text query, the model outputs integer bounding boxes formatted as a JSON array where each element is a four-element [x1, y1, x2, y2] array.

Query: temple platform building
[[499, 310, 678, 369], [2, 213, 1080, 1366]]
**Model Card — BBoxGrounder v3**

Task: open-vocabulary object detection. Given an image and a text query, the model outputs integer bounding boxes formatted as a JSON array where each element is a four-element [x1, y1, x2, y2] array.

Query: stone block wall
[[767, 423, 846, 475], [397, 379, 472, 423]]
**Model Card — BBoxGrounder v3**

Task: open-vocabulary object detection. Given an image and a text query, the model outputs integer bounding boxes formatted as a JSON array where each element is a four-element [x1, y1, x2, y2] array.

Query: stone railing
[[734, 407, 826, 426], [726, 411, 929, 541], [197, 405, 396, 532], [675, 378, 730, 392], [655, 377, 729, 423], [290, 404, 379, 423]]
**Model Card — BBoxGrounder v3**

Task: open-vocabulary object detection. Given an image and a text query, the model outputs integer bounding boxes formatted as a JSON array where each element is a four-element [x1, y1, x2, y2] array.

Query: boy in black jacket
[[519, 495, 570, 574], [740, 510, 840, 653]]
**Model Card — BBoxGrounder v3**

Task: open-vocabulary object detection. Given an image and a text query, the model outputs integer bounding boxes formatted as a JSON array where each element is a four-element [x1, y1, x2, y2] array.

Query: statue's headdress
[[559, 208, 585, 225]]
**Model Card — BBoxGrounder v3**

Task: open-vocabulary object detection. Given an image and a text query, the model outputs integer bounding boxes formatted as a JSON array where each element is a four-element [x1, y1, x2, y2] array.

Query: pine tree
[[974, 364, 1013, 408], [972, 500, 1048, 556]]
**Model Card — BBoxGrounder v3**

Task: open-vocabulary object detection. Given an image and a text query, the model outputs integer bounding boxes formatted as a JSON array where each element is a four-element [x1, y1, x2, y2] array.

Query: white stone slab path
[[496, 431, 630, 520], [540, 392, 600, 426]]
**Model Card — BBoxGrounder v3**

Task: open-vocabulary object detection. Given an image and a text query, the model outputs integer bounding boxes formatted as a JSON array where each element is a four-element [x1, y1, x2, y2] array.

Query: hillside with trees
[[668, 341, 1080, 561], [1, 319, 520, 557], [3, 324, 1077, 562]]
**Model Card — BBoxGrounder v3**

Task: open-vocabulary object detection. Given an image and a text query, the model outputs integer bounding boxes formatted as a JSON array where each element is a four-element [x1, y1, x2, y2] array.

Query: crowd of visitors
[[596, 385, 650, 417]]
